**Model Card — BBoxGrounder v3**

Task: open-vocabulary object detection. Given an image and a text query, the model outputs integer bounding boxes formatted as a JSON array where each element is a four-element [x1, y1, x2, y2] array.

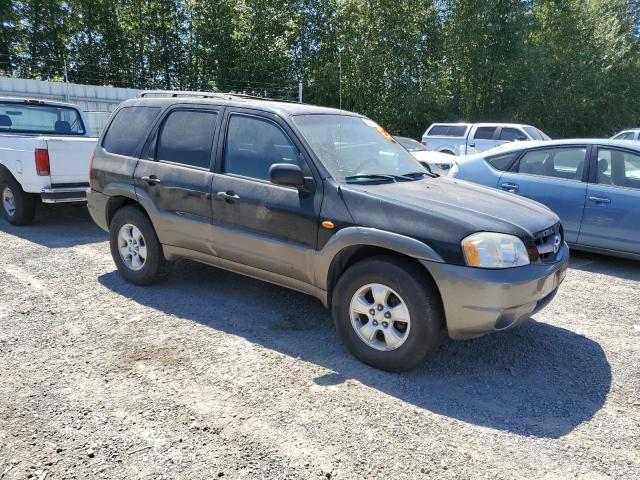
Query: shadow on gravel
[[570, 250, 640, 282], [99, 260, 611, 440], [0, 204, 106, 248]]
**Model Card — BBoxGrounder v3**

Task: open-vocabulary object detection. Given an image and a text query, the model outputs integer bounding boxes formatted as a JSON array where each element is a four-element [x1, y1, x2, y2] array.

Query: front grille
[[533, 223, 563, 262]]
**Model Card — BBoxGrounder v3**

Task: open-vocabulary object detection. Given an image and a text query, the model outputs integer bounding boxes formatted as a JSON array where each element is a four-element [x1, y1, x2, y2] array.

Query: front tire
[[0, 176, 37, 226], [332, 256, 445, 372], [109, 206, 170, 285]]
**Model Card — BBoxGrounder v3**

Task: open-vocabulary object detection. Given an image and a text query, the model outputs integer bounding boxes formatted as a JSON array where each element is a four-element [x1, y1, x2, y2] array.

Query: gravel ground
[[0, 204, 639, 480]]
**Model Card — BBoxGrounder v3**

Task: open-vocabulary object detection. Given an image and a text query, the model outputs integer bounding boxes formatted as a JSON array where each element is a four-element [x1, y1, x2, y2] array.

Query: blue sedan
[[452, 139, 640, 259]]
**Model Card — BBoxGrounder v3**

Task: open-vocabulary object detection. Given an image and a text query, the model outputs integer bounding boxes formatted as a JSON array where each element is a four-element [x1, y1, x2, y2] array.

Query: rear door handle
[[141, 175, 161, 185], [588, 196, 611, 205], [500, 182, 519, 193], [468, 143, 475, 148], [216, 191, 240, 202]]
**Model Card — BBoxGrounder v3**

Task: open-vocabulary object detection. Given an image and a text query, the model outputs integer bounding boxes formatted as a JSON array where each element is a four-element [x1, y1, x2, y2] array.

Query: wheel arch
[[319, 227, 445, 308]]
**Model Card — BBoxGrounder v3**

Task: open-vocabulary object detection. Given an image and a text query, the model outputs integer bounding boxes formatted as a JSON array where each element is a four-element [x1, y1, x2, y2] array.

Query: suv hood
[[339, 176, 559, 264]]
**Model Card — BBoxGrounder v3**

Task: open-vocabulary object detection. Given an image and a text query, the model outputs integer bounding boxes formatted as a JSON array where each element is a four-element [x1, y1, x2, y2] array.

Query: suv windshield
[[293, 114, 427, 182], [0, 102, 85, 135]]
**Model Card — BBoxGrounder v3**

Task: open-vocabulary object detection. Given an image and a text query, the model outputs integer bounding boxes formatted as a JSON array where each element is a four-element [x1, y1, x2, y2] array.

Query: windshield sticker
[[361, 118, 395, 142]]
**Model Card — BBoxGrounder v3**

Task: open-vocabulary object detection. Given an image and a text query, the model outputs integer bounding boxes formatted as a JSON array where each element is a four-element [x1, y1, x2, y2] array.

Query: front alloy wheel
[[350, 283, 411, 351]]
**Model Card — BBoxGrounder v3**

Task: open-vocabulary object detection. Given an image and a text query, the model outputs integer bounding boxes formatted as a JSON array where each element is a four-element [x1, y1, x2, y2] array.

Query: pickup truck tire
[[0, 176, 37, 226], [109, 206, 171, 286], [332, 256, 445, 372]]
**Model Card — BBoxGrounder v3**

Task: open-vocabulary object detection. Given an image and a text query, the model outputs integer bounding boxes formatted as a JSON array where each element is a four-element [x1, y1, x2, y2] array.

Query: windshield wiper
[[402, 170, 439, 179], [344, 174, 399, 182]]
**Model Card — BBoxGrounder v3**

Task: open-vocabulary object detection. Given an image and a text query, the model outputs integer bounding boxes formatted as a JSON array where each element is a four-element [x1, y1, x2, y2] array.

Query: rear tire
[[0, 175, 37, 226], [332, 256, 445, 372], [109, 206, 171, 285]]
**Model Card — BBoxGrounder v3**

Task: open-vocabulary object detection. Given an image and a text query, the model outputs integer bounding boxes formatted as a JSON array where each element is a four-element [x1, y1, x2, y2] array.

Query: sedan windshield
[[395, 136, 428, 152], [293, 114, 428, 182]]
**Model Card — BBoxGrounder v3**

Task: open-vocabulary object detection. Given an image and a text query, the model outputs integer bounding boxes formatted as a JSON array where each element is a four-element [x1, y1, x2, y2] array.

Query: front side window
[[596, 148, 640, 189], [500, 128, 524, 142], [0, 102, 85, 135], [474, 127, 497, 140], [523, 126, 551, 141], [103, 106, 160, 157], [157, 110, 218, 169], [224, 114, 301, 180], [293, 114, 427, 182], [517, 147, 587, 180]]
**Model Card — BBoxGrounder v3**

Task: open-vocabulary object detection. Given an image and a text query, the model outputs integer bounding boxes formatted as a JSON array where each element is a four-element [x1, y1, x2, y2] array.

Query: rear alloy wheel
[[332, 256, 445, 372], [0, 176, 37, 225], [109, 206, 171, 285]]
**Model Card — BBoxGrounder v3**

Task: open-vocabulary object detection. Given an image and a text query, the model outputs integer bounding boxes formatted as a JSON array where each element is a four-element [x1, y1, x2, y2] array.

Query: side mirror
[[269, 163, 306, 189], [516, 135, 528, 142]]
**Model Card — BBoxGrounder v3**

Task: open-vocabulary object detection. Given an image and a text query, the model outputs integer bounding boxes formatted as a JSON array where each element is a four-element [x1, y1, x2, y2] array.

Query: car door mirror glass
[[269, 163, 306, 188]]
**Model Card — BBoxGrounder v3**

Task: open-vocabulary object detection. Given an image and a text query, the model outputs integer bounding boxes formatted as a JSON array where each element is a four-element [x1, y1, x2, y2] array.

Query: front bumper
[[421, 243, 569, 340]]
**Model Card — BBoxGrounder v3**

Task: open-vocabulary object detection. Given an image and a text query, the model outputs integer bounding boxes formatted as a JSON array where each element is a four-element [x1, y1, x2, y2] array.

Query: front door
[[578, 146, 640, 255], [134, 106, 220, 255], [210, 110, 322, 284], [498, 145, 589, 243]]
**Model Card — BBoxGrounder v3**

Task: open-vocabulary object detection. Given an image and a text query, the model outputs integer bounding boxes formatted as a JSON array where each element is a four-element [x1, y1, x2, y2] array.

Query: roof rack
[[138, 89, 299, 104]]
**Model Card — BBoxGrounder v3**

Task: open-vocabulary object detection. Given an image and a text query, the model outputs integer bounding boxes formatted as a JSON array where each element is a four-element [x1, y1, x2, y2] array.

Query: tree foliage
[[1, 0, 639, 137]]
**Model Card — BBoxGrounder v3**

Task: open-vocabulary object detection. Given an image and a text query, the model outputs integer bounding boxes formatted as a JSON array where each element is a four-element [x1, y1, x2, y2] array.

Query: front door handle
[[500, 182, 519, 193], [468, 143, 476, 148], [141, 175, 161, 185], [588, 196, 611, 205], [216, 191, 240, 202]]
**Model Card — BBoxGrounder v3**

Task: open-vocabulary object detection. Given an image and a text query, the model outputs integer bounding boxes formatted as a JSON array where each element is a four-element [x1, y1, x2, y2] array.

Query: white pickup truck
[[0, 97, 97, 225], [421, 122, 550, 156]]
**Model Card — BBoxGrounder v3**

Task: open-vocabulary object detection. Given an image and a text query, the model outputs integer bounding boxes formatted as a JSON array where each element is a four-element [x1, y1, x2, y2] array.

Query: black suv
[[88, 91, 569, 372]]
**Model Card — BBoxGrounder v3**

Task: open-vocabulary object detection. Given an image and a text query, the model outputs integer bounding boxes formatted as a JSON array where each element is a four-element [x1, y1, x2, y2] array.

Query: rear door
[[578, 146, 640, 255], [466, 126, 498, 154], [210, 108, 322, 284], [498, 145, 589, 243], [134, 105, 220, 255]]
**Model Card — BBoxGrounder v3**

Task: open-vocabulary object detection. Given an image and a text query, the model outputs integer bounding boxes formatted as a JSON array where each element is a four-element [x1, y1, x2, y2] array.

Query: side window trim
[[218, 110, 312, 185]]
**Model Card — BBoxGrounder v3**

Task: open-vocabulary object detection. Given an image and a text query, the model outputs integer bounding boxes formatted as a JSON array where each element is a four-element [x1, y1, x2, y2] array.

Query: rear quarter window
[[486, 153, 518, 171], [102, 106, 161, 157]]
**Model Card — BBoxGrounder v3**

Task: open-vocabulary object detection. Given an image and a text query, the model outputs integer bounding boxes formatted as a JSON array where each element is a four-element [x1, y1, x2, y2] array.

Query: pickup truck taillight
[[35, 148, 50, 176]]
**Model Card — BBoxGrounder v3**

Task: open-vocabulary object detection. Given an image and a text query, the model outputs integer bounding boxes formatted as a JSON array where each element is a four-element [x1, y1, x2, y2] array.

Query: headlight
[[461, 232, 530, 268]]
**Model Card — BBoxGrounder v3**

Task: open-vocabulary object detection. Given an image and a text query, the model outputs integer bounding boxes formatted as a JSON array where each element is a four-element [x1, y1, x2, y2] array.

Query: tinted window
[[103, 107, 160, 157], [500, 128, 524, 141], [596, 148, 640, 189], [517, 147, 586, 180], [156, 110, 217, 168], [486, 153, 517, 171], [0, 102, 85, 135], [474, 127, 497, 140], [224, 115, 301, 181], [427, 125, 468, 137]]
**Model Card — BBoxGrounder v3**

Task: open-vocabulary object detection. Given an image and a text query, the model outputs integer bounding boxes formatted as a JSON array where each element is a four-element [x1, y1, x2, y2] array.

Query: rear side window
[[427, 125, 468, 137], [486, 153, 517, 171], [500, 128, 524, 141], [474, 127, 497, 140], [103, 106, 160, 157], [156, 110, 218, 169], [224, 114, 301, 181], [596, 148, 640, 189]]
